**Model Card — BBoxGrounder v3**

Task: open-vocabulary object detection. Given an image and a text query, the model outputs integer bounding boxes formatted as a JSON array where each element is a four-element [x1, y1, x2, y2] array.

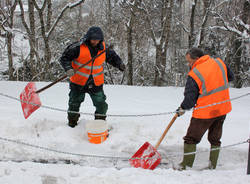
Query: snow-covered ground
[[0, 81, 249, 184], [0, 33, 29, 80]]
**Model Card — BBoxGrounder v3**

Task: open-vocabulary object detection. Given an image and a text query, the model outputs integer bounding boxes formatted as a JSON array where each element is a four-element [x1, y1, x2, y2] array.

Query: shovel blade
[[20, 82, 41, 119], [129, 142, 161, 170]]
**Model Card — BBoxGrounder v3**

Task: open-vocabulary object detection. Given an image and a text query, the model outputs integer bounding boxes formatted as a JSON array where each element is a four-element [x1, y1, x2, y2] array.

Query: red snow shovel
[[129, 114, 178, 170], [20, 50, 106, 119]]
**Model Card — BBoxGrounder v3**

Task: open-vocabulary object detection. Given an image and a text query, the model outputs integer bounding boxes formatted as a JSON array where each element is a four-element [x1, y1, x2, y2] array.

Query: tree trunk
[[4, 0, 18, 80], [43, 36, 51, 80], [233, 0, 250, 88], [127, 12, 135, 86], [107, 0, 112, 29], [127, 27, 133, 85], [189, 0, 197, 48], [199, 0, 211, 46], [159, 0, 174, 86], [77, 3, 82, 30], [28, 0, 36, 80], [153, 0, 174, 86], [154, 45, 162, 86], [7, 32, 14, 80], [232, 38, 243, 88], [46, 0, 52, 32]]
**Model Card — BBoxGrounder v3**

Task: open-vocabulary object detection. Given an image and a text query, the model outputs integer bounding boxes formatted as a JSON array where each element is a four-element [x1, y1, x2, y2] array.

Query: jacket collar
[[191, 55, 210, 70], [85, 40, 104, 50]]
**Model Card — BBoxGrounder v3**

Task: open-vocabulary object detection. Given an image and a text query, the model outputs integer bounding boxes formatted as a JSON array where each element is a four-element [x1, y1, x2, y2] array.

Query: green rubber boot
[[209, 145, 220, 169], [68, 114, 80, 128], [178, 143, 196, 170]]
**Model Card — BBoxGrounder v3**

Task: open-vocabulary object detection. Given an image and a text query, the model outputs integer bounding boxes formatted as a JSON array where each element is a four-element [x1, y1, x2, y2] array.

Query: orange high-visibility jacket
[[188, 55, 232, 119], [70, 42, 106, 86]]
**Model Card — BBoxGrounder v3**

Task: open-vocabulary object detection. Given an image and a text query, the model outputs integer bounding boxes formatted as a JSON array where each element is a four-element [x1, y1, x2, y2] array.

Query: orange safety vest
[[70, 42, 106, 86], [188, 55, 232, 119]]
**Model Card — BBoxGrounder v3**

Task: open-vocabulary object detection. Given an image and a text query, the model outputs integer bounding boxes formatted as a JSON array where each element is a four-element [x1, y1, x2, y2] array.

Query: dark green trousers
[[68, 88, 108, 120]]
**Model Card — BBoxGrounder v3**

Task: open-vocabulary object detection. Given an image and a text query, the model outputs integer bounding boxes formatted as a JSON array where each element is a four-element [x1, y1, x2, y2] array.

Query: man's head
[[85, 26, 104, 47], [90, 40, 100, 47], [185, 47, 204, 67]]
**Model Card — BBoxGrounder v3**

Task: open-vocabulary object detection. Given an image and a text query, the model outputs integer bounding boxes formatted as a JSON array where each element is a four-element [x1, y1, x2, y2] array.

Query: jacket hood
[[80, 26, 104, 49], [81, 26, 104, 41]]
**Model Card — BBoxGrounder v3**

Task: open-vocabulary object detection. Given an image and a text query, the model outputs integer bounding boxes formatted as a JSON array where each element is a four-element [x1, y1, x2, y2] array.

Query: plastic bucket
[[85, 120, 109, 144]]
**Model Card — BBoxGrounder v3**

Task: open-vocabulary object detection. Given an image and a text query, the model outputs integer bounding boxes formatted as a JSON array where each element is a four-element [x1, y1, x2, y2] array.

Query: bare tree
[[211, 0, 250, 88], [194, 0, 211, 47], [17, 0, 85, 81], [189, 0, 197, 48], [126, 9, 135, 85], [127, 0, 174, 86], [0, 0, 18, 80], [0, 0, 249, 88], [119, 0, 137, 85], [76, 3, 83, 30]]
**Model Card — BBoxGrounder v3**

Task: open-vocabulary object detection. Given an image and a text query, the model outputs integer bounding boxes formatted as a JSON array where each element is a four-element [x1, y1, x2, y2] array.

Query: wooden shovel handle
[[35, 49, 107, 94], [154, 113, 178, 150], [35, 75, 68, 94]]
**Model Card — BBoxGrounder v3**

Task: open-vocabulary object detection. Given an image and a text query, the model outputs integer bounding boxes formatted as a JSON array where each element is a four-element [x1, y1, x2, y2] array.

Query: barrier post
[[247, 138, 250, 174]]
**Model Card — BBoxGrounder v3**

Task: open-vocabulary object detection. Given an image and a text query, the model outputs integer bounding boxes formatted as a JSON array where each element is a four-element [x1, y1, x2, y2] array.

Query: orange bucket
[[85, 120, 109, 144]]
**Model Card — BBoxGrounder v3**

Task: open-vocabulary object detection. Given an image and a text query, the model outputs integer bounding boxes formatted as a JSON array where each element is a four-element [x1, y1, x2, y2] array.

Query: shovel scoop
[[129, 114, 178, 170], [19, 75, 67, 119], [129, 141, 162, 170], [20, 82, 41, 119]]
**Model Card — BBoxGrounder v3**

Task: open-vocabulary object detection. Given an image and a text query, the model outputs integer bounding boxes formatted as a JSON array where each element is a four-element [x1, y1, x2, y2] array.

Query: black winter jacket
[[180, 63, 234, 110], [59, 26, 123, 93]]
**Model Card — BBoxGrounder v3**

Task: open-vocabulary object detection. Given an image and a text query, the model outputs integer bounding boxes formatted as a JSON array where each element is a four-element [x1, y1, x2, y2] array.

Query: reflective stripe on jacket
[[188, 55, 232, 119], [70, 42, 106, 86]]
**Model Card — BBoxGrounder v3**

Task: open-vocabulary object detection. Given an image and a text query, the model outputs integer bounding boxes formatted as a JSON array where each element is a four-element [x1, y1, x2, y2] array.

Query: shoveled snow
[[0, 81, 249, 184]]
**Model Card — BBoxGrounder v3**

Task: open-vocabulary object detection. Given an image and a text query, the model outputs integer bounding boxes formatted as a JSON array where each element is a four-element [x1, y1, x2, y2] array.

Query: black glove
[[66, 69, 75, 77], [119, 63, 126, 71], [176, 107, 185, 117]]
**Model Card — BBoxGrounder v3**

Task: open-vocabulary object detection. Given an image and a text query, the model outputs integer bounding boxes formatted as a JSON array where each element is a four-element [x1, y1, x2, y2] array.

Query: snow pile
[[0, 81, 249, 184]]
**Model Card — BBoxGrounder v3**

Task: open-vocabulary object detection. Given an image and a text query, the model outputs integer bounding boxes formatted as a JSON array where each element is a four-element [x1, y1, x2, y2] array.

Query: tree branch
[[127, 0, 158, 46], [46, 0, 85, 39], [18, 0, 31, 35]]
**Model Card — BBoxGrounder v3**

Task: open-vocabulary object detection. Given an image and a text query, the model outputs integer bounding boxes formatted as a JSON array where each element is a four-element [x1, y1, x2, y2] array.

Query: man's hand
[[119, 63, 126, 71], [66, 69, 75, 77], [176, 107, 185, 117]]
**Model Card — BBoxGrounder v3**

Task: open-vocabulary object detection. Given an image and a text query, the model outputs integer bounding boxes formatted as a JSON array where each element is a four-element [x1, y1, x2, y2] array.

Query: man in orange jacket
[[176, 47, 234, 170], [60, 26, 125, 128]]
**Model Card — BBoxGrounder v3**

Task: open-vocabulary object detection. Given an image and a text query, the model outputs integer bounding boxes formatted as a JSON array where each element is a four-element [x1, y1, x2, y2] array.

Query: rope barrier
[[194, 92, 250, 110], [167, 139, 249, 158], [0, 136, 248, 161], [0, 136, 128, 160], [0, 91, 249, 164], [0, 92, 249, 117]]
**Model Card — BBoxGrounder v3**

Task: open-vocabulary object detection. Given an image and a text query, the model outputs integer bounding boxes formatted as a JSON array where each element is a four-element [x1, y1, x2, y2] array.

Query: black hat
[[86, 26, 104, 41]]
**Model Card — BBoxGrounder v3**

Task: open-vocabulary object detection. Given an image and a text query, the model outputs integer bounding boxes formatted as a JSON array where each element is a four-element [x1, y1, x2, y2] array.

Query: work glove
[[119, 63, 126, 72], [176, 107, 185, 117], [66, 69, 75, 77]]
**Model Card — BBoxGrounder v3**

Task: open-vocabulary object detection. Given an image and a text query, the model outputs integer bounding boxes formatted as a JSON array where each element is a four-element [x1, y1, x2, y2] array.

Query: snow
[[15, 5, 29, 13], [0, 32, 29, 79], [0, 81, 249, 184], [81, 13, 89, 18], [155, 37, 161, 45], [69, 0, 85, 9]]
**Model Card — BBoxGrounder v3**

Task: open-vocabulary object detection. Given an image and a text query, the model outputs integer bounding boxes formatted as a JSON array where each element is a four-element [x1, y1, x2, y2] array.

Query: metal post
[[247, 138, 250, 174]]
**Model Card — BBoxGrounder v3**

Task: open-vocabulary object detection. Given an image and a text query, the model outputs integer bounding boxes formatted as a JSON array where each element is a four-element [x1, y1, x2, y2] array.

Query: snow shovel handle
[[154, 113, 178, 150], [35, 49, 107, 94]]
